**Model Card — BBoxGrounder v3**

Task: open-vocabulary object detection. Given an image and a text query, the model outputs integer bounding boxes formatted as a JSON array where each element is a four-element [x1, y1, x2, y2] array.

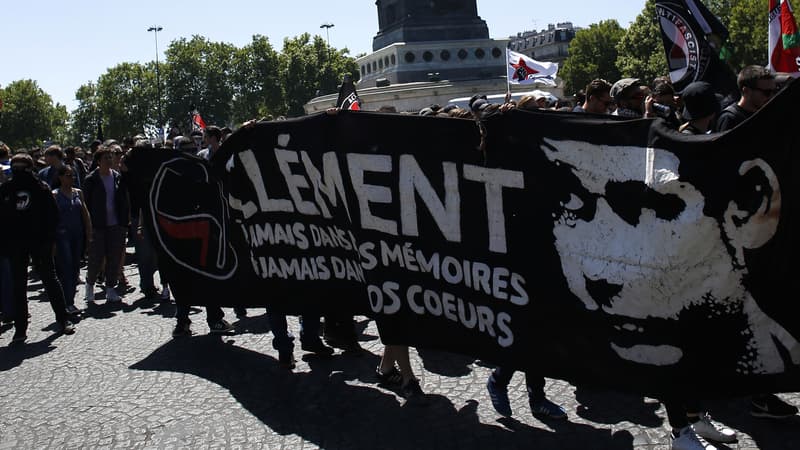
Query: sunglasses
[[751, 86, 777, 97]]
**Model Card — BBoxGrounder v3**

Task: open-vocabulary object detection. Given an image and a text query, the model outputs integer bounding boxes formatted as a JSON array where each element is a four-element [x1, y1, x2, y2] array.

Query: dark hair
[[0, 141, 9, 159], [10, 153, 34, 168], [56, 164, 74, 177], [585, 79, 612, 101], [204, 125, 222, 141], [652, 76, 675, 96], [44, 145, 65, 160], [738, 65, 774, 91]]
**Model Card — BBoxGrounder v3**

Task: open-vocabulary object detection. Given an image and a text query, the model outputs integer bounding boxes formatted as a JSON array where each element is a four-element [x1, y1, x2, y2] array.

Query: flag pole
[[505, 48, 512, 102]]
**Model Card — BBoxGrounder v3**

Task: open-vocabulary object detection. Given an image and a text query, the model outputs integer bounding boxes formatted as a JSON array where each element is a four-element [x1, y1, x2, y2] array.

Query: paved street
[[1, 249, 799, 450]]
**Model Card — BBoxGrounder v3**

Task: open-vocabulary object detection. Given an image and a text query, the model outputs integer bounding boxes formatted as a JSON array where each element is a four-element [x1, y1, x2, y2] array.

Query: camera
[[651, 102, 672, 117]]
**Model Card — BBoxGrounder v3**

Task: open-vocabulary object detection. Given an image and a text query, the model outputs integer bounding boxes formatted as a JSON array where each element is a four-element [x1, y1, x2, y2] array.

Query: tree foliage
[[164, 36, 236, 128], [230, 35, 283, 123], [96, 62, 157, 140], [0, 80, 67, 149], [616, 0, 669, 83], [560, 20, 625, 95], [279, 33, 360, 117]]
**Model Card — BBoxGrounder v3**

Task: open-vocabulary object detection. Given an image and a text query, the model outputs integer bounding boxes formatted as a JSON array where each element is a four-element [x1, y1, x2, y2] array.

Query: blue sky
[[1, 0, 646, 111]]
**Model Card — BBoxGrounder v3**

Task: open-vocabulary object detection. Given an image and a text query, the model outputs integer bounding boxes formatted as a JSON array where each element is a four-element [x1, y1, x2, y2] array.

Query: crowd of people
[[0, 64, 797, 450]]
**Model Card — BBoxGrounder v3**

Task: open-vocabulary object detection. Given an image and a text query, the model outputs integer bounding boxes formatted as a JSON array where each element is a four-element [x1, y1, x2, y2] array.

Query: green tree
[[95, 62, 157, 140], [725, 0, 768, 69], [164, 36, 236, 128], [68, 82, 100, 145], [616, 0, 668, 83], [230, 35, 284, 122], [0, 79, 65, 149], [560, 20, 625, 95], [279, 33, 360, 117]]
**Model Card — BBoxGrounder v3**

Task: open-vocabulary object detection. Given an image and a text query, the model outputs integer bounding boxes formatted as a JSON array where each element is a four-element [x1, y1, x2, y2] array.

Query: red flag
[[769, 0, 800, 75], [192, 112, 207, 130]]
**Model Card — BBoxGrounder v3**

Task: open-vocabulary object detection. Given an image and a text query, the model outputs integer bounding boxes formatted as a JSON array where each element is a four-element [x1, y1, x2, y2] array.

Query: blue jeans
[[55, 230, 83, 307]]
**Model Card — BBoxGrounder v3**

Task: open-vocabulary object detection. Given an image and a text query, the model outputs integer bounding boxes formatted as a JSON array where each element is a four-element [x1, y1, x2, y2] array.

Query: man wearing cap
[[611, 78, 648, 118], [678, 82, 719, 135]]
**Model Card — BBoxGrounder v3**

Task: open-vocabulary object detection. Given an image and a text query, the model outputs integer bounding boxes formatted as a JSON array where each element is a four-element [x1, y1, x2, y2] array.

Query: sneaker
[[486, 375, 513, 417], [172, 322, 192, 337], [208, 320, 235, 335], [65, 305, 80, 315], [278, 351, 296, 369], [691, 412, 735, 443], [11, 330, 27, 343], [672, 426, 716, 450], [160, 285, 171, 301], [106, 287, 122, 303], [751, 394, 799, 419], [400, 378, 425, 402], [84, 284, 95, 303], [375, 365, 403, 386], [301, 339, 334, 356], [60, 320, 76, 335], [530, 398, 567, 420]]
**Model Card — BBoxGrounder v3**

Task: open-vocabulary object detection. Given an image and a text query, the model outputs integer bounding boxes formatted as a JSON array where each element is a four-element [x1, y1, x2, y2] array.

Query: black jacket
[[82, 168, 130, 228], [0, 172, 59, 252]]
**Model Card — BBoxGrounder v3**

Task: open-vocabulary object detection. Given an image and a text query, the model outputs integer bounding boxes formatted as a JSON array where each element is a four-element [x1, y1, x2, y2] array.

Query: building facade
[[508, 22, 578, 63]]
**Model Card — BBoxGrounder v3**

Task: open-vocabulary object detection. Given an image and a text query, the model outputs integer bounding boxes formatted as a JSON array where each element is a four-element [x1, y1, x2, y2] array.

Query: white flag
[[507, 50, 558, 86]]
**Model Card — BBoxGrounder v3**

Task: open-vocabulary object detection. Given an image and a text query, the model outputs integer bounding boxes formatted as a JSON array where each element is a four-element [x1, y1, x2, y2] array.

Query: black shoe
[[172, 322, 192, 337], [234, 307, 248, 318], [279, 351, 296, 369], [11, 330, 27, 343], [208, 320, 235, 335], [401, 379, 427, 405], [142, 287, 161, 299], [301, 339, 334, 356], [65, 305, 81, 315], [751, 394, 798, 419], [375, 365, 403, 386], [60, 320, 76, 335]]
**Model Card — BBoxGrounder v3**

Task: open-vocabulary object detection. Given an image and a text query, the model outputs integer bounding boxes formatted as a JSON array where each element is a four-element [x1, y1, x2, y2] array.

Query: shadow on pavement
[[131, 337, 635, 450], [0, 333, 59, 372], [417, 348, 476, 377], [704, 398, 800, 450], [574, 385, 663, 427]]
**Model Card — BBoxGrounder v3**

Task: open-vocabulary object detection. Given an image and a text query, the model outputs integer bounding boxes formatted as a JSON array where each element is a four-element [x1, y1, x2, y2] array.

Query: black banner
[[125, 81, 800, 397]]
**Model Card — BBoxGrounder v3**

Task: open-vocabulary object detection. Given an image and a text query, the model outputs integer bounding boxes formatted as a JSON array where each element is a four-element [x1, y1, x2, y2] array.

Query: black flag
[[96, 118, 104, 142], [335, 74, 361, 110], [655, 0, 738, 98]]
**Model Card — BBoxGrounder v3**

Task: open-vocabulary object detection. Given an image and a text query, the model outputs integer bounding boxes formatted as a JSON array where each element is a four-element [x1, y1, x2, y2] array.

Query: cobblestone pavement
[[1, 252, 799, 450]]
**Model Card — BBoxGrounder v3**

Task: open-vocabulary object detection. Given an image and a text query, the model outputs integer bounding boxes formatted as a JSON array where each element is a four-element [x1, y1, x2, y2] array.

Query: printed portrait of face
[[540, 138, 800, 374]]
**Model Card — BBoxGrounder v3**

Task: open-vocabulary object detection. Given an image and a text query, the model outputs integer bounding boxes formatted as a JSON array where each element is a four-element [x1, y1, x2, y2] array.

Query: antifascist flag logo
[[149, 157, 238, 280]]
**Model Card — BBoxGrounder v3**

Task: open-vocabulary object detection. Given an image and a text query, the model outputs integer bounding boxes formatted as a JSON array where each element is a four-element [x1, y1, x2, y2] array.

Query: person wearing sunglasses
[[573, 78, 613, 115], [717, 65, 777, 132], [610, 77, 649, 118]]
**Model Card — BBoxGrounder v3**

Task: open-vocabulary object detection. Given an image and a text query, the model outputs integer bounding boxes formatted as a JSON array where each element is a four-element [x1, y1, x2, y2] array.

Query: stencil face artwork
[[541, 138, 800, 374]]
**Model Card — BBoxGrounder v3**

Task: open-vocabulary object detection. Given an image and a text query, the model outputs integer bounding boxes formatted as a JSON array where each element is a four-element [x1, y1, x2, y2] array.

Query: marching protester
[[678, 81, 719, 135], [610, 78, 648, 118], [53, 164, 92, 314], [37, 145, 66, 189], [83, 146, 130, 304], [573, 78, 613, 114], [0, 154, 76, 342], [717, 65, 777, 132]]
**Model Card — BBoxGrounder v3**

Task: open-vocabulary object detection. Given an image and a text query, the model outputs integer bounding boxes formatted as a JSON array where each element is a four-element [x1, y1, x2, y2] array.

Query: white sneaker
[[106, 287, 122, 303], [84, 284, 95, 303], [672, 426, 716, 450], [692, 412, 736, 443]]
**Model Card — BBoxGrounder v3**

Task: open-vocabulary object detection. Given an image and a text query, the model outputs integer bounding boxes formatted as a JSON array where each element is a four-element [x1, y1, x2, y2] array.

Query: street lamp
[[320, 23, 334, 49], [147, 25, 163, 127], [320, 23, 335, 94]]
